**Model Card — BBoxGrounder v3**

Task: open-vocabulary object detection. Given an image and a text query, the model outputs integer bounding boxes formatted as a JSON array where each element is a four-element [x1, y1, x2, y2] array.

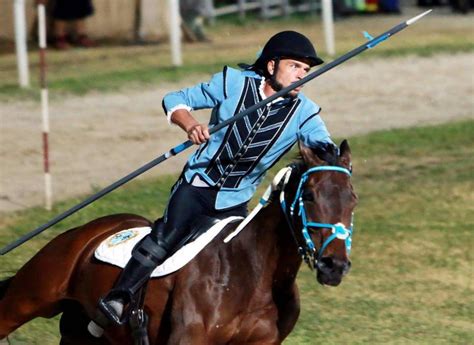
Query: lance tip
[[406, 9, 433, 25]]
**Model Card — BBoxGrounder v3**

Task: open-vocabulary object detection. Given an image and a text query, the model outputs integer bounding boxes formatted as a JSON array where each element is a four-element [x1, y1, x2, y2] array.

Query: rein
[[281, 165, 354, 269], [224, 164, 354, 270]]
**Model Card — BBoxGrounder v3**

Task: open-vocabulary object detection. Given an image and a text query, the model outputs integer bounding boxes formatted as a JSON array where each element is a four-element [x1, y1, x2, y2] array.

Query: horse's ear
[[299, 141, 325, 167], [338, 139, 352, 169]]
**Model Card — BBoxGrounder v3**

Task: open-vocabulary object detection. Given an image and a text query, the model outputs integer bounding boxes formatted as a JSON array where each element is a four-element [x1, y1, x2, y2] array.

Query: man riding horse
[[94, 30, 336, 329]]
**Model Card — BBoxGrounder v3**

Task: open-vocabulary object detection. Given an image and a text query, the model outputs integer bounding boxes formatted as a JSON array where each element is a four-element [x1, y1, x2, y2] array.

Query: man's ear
[[267, 60, 275, 76]]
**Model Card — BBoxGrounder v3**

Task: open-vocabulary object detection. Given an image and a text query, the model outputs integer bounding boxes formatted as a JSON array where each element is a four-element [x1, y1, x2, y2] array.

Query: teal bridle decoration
[[289, 166, 354, 262]]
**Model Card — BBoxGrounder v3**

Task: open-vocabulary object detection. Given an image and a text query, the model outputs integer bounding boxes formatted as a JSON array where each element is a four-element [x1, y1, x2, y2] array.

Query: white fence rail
[[213, 0, 322, 19], [211, 0, 335, 57]]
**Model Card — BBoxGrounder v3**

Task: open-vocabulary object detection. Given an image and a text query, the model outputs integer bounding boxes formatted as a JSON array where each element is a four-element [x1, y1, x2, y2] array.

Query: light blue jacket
[[162, 66, 333, 209]]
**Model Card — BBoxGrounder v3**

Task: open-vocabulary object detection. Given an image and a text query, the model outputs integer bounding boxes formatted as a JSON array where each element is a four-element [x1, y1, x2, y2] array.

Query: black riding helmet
[[240, 31, 324, 74]]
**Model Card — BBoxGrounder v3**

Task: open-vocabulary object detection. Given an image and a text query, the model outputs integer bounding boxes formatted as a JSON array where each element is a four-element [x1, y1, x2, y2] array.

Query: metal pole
[[0, 10, 432, 256], [38, 1, 53, 211], [14, 0, 30, 88]]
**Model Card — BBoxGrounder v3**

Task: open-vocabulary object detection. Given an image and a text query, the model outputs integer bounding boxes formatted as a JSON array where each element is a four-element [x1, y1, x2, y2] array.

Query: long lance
[[0, 10, 431, 256]]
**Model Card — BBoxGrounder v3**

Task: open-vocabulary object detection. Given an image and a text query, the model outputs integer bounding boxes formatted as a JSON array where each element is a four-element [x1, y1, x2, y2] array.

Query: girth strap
[[129, 283, 150, 345]]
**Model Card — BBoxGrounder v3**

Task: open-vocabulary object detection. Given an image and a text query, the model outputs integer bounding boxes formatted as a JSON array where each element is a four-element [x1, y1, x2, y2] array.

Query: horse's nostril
[[343, 260, 352, 274], [318, 257, 334, 270], [318, 257, 350, 274]]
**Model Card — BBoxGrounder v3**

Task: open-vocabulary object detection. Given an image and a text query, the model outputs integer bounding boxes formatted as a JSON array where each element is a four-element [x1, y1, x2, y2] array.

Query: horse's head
[[290, 140, 358, 286]]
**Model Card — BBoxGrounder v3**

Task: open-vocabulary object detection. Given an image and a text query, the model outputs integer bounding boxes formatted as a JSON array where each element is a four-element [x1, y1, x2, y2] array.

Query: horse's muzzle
[[316, 257, 351, 286]]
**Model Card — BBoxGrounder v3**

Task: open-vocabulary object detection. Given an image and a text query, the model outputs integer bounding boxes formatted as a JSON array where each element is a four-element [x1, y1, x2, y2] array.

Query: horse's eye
[[302, 190, 314, 202]]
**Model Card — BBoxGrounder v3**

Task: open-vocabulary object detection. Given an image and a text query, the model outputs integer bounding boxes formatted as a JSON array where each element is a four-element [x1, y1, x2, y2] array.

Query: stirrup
[[97, 296, 128, 326], [88, 298, 126, 338]]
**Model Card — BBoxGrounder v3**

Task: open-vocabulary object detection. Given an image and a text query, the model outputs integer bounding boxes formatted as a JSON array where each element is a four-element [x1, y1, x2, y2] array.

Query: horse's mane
[[311, 142, 339, 165], [0, 277, 13, 300], [293, 141, 339, 173]]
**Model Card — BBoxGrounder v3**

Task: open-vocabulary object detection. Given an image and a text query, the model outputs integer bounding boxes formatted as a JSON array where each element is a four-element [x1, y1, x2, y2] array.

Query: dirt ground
[[0, 52, 473, 213]]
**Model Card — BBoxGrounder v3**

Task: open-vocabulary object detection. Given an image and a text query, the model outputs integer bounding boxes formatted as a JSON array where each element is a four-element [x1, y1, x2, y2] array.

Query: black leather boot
[[97, 257, 157, 325], [96, 222, 171, 326]]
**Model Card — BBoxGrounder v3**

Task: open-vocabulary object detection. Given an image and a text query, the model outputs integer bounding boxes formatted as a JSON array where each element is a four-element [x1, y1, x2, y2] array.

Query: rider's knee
[[132, 235, 168, 268]]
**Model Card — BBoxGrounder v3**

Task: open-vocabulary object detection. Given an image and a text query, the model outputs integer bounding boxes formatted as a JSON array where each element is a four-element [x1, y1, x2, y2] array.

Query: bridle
[[279, 165, 354, 269], [223, 164, 355, 269]]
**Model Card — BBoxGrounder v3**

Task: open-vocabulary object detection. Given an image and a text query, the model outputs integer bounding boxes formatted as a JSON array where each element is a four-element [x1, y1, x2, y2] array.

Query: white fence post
[[238, 0, 246, 20], [261, 0, 269, 18], [14, 0, 29, 88], [322, 0, 336, 56], [168, 0, 182, 66], [281, 0, 290, 16], [203, 0, 215, 25]]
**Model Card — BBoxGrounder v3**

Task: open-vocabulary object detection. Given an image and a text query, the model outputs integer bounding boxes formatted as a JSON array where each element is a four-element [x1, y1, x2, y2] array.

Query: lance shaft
[[0, 10, 431, 256]]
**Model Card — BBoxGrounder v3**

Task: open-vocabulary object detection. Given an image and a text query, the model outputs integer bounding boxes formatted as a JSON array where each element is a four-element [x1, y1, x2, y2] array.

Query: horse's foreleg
[[274, 283, 300, 341], [167, 323, 209, 345], [59, 302, 113, 345]]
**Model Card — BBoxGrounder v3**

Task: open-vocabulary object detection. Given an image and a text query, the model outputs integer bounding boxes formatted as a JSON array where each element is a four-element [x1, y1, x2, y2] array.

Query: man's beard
[[268, 76, 296, 99], [267, 76, 283, 92]]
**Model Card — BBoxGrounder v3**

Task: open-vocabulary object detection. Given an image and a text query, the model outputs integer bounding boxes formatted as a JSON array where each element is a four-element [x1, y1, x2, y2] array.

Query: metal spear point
[[0, 10, 432, 256], [407, 9, 433, 25]]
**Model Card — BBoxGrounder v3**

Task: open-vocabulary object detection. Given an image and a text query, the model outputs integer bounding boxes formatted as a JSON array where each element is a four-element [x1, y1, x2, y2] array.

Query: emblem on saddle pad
[[107, 229, 140, 247]]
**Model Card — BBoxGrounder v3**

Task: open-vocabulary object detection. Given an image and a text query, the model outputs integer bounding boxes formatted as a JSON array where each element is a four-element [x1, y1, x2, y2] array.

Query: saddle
[[95, 216, 242, 277], [91, 216, 243, 343]]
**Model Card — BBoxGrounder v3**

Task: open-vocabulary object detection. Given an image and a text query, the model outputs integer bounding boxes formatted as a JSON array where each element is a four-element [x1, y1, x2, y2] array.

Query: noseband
[[281, 166, 354, 269]]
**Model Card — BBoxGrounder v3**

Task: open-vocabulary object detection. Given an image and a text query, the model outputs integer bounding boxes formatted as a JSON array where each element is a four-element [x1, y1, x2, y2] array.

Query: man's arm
[[297, 109, 334, 148], [162, 69, 231, 145], [170, 109, 210, 145]]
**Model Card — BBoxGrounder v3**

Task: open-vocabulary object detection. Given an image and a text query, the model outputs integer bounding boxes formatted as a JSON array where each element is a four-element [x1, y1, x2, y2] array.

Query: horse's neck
[[252, 201, 302, 282]]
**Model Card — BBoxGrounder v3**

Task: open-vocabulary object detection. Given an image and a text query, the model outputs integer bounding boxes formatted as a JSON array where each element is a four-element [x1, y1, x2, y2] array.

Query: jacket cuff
[[167, 104, 193, 125]]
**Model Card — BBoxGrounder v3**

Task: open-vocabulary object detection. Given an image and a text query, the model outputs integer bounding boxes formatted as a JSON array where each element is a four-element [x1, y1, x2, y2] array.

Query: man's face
[[267, 58, 311, 96]]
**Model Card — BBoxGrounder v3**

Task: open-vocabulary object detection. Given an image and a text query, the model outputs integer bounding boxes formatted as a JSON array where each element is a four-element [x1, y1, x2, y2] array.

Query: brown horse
[[0, 141, 357, 345]]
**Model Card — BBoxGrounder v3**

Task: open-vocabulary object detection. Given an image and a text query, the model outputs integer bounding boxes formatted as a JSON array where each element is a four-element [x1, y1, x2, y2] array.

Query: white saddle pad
[[94, 216, 243, 278]]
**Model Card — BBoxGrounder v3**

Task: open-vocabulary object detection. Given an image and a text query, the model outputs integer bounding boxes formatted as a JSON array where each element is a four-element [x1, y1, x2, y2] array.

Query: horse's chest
[[174, 276, 279, 342], [209, 301, 280, 344]]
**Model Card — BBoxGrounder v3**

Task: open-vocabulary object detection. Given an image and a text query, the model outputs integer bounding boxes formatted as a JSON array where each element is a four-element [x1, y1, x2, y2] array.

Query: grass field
[[1, 10, 473, 100], [0, 120, 472, 344]]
